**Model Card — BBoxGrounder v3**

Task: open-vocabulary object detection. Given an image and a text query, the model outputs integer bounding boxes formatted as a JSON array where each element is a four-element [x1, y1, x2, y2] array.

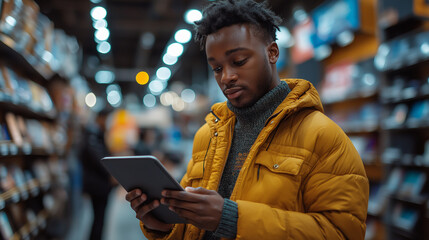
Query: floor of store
[[66, 187, 147, 240]]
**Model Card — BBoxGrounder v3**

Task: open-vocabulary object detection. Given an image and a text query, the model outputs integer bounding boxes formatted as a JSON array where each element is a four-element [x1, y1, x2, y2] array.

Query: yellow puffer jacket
[[142, 79, 369, 240]]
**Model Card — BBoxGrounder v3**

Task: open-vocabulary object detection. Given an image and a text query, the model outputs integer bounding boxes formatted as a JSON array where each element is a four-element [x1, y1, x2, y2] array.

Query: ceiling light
[[184, 9, 202, 24], [172, 98, 185, 112], [156, 67, 171, 80], [136, 71, 149, 85], [143, 94, 156, 108], [95, 70, 115, 84], [85, 92, 97, 107], [149, 80, 165, 95], [160, 92, 174, 106], [90, 0, 102, 3], [97, 41, 111, 54], [90, 6, 107, 20], [174, 29, 192, 44], [107, 90, 121, 107], [95, 27, 110, 41], [93, 19, 107, 29], [106, 84, 120, 94], [162, 54, 178, 65], [167, 43, 184, 57], [181, 89, 196, 103]]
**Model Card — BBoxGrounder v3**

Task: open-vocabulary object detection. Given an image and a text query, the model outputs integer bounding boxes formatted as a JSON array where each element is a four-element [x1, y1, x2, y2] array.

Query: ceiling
[[33, 0, 323, 100]]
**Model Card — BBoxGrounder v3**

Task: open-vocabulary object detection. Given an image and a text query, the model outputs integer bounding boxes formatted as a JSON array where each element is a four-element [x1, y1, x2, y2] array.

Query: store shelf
[[0, 180, 50, 210], [342, 124, 379, 134], [382, 122, 429, 131], [0, 143, 53, 159], [322, 90, 378, 106], [382, 58, 429, 74], [381, 89, 429, 105], [11, 209, 48, 240], [0, 100, 56, 121], [390, 194, 428, 206], [0, 35, 52, 83]]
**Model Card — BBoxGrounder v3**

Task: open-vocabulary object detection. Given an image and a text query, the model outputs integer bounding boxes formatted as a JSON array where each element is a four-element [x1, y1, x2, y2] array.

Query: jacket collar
[[206, 79, 323, 127]]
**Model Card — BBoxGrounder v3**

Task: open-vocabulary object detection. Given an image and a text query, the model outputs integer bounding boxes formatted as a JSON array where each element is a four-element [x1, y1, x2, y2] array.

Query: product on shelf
[[383, 103, 408, 129], [321, 59, 379, 104], [406, 100, 429, 127], [5, 112, 23, 149], [397, 170, 426, 197], [374, 30, 429, 71], [0, 119, 12, 156], [310, 0, 360, 60], [392, 203, 419, 231], [32, 160, 50, 190], [1, 67, 20, 104], [349, 136, 378, 164], [0, 211, 14, 240], [0, 164, 15, 194], [327, 102, 380, 133], [367, 184, 389, 218], [10, 165, 28, 200], [0, 65, 14, 101], [385, 167, 404, 193], [23, 169, 39, 197]]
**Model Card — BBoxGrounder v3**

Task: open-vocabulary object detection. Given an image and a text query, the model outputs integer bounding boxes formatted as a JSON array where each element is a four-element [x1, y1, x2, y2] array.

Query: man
[[126, 0, 369, 239]]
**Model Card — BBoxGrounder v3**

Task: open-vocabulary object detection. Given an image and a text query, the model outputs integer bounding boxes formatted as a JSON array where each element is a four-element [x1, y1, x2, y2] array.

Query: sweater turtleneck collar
[[227, 81, 290, 127]]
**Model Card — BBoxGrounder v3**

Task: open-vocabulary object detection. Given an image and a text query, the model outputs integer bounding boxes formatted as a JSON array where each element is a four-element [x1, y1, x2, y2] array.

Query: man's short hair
[[194, 0, 282, 50]]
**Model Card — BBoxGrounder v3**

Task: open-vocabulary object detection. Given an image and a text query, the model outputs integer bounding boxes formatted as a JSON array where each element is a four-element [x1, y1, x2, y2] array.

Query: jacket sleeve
[[235, 124, 369, 240]]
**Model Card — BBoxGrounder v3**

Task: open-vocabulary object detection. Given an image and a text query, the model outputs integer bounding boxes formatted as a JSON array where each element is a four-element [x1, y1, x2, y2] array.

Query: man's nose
[[220, 67, 237, 85]]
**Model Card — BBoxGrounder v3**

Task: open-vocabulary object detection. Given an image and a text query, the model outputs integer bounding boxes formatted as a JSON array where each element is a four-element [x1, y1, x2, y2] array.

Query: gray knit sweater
[[203, 81, 290, 240]]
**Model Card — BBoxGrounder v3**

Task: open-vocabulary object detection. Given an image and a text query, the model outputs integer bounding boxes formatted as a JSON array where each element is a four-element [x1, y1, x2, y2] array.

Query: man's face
[[205, 24, 279, 108]]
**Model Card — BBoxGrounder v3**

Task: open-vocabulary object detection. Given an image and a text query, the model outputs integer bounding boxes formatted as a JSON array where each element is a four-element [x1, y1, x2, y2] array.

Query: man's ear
[[267, 42, 279, 64]]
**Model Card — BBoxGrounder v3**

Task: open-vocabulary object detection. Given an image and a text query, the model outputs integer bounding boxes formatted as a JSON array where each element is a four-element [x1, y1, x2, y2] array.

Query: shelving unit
[[375, 0, 429, 237], [288, 0, 429, 239], [0, 0, 83, 239]]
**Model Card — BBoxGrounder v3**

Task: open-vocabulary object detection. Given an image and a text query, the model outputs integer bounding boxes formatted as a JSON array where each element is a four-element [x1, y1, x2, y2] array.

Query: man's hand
[[161, 187, 224, 231], [125, 189, 173, 232]]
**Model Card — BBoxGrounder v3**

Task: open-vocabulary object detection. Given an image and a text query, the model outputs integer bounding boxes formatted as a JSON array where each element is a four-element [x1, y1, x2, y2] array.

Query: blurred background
[[0, 0, 429, 239]]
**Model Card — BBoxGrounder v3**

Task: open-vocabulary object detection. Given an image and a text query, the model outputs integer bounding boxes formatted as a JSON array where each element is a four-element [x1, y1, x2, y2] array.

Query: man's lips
[[224, 87, 243, 99]]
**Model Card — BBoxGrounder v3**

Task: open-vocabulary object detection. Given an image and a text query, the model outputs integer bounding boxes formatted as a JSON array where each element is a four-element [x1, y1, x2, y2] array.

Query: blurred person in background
[[126, 0, 369, 239], [79, 109, 114, 240], [134, 127, 163, 156]]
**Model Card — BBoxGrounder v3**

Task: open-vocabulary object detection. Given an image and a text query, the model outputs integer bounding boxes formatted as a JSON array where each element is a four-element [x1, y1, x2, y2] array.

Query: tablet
[[101, 155, 186, 224]]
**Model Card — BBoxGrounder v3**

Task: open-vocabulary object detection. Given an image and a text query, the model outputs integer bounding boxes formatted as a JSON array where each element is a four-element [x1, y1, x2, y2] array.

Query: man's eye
[[234, 58, 247, 66], [212, 67, 222, 73]]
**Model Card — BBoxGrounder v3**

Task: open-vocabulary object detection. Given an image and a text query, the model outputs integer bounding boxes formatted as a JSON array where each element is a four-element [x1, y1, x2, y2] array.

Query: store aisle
[[65, 186, 146, 240], [103, 186, 147, 240]]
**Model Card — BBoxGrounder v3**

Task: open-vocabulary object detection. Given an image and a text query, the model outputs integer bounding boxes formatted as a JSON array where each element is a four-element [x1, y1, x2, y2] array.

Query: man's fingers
[[162, 188, 213, 202], [161, 197, 203, 214], [185, 187, 216, 195], [125, 189, 142, 202], [136, 200, 160, 220], [130, 194, 147, 211]]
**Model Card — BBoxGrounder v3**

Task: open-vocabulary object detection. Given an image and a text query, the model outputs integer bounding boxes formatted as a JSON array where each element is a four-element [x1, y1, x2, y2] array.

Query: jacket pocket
[[255, 150, 304, 175]]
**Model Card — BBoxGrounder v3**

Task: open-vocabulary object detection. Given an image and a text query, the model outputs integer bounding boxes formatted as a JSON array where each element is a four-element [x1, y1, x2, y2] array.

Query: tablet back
[[101, 155, 186, 224]]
